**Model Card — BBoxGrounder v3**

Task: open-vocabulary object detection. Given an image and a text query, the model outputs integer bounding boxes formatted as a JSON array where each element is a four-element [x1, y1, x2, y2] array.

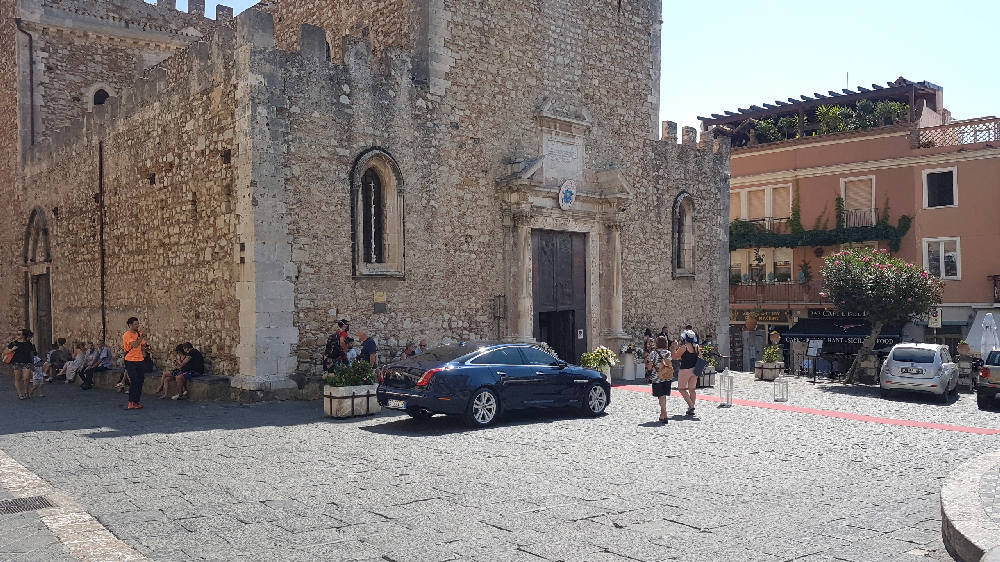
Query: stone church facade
[[0, 0, 730, 396]]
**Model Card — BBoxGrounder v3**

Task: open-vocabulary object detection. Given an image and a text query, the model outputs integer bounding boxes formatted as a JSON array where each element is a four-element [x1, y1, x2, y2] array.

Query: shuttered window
[[843, 177, 873, 210], [771, 186, 791, 218]]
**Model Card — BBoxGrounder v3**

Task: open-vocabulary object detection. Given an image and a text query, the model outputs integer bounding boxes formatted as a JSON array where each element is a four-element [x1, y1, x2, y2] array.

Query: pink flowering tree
[[820, 248, 943, 383]]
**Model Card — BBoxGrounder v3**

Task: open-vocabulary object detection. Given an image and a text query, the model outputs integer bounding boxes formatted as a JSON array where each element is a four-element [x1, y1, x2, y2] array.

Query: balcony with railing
[[729, 279, 827, 304], [913, 117, 1000, 149]]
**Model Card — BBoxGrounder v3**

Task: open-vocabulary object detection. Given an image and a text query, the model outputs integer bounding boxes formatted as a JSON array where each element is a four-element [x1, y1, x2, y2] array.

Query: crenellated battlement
[[659, 120, 729, 155], [25, 24, 236, 168], [23, 7, 413, 169], [24, 0, 235, 33]]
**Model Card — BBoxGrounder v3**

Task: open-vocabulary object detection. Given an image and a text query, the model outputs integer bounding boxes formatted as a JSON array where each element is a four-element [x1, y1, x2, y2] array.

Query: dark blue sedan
[[376, 343, 611, 427]]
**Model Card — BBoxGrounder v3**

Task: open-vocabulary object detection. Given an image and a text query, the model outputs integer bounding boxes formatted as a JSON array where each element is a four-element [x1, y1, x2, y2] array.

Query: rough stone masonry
[[0, 0, 730, 398]]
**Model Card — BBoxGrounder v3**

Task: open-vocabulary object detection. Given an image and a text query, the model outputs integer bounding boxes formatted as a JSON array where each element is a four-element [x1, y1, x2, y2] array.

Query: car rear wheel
[[464, 388, 499, 427], [583, 383, 608, 416], [938, 387, 950, 403], [978, 391, 994, 411]]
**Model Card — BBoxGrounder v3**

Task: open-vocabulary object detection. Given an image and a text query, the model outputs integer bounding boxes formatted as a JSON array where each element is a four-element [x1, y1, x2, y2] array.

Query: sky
[[160, 0, 999, 132]]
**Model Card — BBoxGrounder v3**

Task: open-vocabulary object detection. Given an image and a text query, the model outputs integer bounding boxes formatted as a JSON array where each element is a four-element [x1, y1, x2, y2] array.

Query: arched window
[[24, 207, 51, 264], [85, 84, 115, 111], [360, 168, 384, 264], [351, 149, 404, 276], [673, 192, 695, 276], [93, 89, 110, 106]]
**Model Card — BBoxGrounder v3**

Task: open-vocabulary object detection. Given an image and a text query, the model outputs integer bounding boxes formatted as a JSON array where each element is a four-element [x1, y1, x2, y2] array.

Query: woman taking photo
[[8, 329, 37, 400]]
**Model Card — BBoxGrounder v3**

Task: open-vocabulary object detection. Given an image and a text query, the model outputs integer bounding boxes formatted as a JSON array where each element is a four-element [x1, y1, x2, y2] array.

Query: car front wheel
[[583, 383, 609, 416], [464, 388, 500, 427]]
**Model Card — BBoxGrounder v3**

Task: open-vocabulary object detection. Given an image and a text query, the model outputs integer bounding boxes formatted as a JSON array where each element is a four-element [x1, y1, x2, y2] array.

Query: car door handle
[[496, 371, 506, 376]]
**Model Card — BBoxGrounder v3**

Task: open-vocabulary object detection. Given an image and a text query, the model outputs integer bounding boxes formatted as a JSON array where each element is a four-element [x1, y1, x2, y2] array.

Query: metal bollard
[[773, 376, 789, 402], [718, 371, 734, 407]]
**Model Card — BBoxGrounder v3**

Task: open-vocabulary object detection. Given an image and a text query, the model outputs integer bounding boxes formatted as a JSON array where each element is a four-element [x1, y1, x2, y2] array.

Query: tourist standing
[[7, 329, 37, 400], [357, 329, 378, 365], [123, 317, 147, 409], [645, 336, 673, 424], [675, 330, 701, 416]]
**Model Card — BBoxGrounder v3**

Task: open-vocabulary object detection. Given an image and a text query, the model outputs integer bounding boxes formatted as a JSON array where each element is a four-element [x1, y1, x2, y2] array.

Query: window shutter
[[844, 178, 873, 210]]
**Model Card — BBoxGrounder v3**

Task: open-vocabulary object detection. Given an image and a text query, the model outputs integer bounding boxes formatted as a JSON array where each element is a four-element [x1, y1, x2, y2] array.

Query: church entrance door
[[532, 230, 586, 363], [32, 273, 52, 356]]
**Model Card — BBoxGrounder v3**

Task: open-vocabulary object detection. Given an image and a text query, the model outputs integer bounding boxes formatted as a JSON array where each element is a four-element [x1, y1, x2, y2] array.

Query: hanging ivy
[[729, 215, 912, 253]]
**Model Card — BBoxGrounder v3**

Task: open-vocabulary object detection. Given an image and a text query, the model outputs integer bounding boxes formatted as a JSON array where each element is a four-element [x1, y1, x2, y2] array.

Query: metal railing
[[742, 217, 790, 233], [913, 117, 1000, 149], [729, 279, 826, 304], [842, 208, 878, 228]]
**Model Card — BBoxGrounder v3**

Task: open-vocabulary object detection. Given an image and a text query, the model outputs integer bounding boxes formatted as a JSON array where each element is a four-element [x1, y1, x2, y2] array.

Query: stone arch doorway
[[531, 230, 587, 363], [24, 207, 53, 354]]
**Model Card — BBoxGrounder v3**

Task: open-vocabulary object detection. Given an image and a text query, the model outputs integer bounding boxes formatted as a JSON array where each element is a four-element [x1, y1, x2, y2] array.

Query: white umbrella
[[980, 313, 1000, 360]]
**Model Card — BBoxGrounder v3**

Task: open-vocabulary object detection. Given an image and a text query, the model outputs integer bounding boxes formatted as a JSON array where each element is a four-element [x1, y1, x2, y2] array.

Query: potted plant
[[756, 344, 785, 381], [957, 340, 971, 356], [323, 360, 381, 418], [744, 307, 761, 331], [700, 344, 718, 375], [580, 346, 618, 378]]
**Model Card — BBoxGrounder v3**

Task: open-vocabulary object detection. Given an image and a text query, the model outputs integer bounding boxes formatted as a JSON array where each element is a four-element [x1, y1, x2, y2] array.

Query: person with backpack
[[644, 336, 674, 424]]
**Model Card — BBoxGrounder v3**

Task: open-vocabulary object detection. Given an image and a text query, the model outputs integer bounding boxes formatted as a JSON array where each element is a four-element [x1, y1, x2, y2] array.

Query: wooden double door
[[531, 230, 587, 364]]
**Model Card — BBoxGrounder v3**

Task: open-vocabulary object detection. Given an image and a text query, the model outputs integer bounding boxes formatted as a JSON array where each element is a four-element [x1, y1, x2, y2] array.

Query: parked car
[[879, 343, 958, 402], [976, 350, 1000, 410], [376, 342, 611, 427]]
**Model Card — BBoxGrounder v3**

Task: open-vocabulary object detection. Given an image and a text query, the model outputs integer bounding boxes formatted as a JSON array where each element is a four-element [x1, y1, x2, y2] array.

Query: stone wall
[[17, 28, 241, 372], [0, 0, 20, 338], [18, 0, 233, 142], [1, 0, 730, 385]]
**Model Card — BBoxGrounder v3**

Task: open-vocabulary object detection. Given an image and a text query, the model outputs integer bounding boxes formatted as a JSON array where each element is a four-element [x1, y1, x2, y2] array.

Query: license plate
[[901, 367, 924, 374], [387, 399, 406, 410]]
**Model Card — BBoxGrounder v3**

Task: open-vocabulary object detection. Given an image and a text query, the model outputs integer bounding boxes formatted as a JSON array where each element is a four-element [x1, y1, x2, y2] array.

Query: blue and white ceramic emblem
[[558, 179, 577, 210]]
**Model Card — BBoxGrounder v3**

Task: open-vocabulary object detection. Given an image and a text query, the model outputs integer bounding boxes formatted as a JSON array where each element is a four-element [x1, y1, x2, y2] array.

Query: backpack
[[646, 350, 674, 383]]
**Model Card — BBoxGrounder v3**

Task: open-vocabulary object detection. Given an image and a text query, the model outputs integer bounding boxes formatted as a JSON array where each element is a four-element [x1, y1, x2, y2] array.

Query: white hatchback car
[[879, 343, 958, 402]]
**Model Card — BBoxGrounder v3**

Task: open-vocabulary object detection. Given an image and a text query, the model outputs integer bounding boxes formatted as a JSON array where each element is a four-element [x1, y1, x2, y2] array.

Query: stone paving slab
[[2, 370, 1000, 560]]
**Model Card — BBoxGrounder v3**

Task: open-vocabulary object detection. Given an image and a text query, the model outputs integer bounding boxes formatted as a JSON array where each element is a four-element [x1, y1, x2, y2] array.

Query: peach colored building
[[703, 79, 1000, 366]]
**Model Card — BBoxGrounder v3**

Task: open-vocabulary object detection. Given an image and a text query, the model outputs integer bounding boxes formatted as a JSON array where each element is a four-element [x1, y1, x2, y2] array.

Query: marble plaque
[[542, 133, 583, 184]]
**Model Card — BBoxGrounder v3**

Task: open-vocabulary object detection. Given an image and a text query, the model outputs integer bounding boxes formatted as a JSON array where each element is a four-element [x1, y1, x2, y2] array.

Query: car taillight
[[416, 367, 443, 387], [982, 366, 991, 379]]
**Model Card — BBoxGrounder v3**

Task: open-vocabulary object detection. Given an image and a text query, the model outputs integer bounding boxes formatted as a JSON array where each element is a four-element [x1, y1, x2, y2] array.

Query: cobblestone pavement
[[1, 371, 998, 562]]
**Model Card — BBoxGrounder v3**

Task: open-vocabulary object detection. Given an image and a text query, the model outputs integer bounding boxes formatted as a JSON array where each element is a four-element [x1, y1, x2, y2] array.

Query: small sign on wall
[[577, 329, 584, 340]]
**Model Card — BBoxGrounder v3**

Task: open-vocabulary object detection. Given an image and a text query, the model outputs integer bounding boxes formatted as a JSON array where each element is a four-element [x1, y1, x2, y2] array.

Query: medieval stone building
[[0, 0, 730, 397]]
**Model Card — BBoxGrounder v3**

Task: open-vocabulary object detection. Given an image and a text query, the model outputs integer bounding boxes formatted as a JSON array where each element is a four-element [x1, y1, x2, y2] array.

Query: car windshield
[[891, 347, 936, 363], [987, 350, 1000, 365]]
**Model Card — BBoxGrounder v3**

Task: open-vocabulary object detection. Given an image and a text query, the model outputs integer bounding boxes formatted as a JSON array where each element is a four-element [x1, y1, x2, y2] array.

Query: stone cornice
[[732, 147, 1000, 188]]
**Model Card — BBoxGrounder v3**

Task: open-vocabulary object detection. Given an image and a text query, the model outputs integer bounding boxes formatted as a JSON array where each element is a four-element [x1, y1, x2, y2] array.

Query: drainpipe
[[98, 141, 107, 343], [14, 18, 35, 145]]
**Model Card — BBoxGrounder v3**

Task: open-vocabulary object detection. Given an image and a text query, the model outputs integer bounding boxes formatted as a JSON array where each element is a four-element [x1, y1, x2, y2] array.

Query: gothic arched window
[[351, 149, 404, 276], [673, 192, 695, 276]]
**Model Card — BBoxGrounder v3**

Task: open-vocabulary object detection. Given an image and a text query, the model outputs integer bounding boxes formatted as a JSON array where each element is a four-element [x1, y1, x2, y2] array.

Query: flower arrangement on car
[[580, 346, 618, 370], [323, 360, 377, 387]]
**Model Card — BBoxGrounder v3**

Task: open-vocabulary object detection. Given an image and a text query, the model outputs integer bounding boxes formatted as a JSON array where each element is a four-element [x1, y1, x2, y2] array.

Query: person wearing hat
[[675, 330, 701, 416]]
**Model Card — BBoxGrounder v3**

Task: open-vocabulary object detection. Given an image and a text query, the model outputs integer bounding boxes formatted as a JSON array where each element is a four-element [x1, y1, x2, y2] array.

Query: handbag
[[694, 356, 708, 376], [2, 349, 13, 364]]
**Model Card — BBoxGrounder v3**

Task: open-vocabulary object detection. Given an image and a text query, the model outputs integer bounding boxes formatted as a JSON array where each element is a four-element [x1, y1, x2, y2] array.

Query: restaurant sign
[[807, 309, 867, 319], [730, 309, 791, 323]]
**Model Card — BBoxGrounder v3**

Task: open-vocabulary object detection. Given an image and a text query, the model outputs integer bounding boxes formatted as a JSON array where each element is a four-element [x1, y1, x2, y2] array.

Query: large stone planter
[[622, 353, 636, 380], [755, 361, 784, 381], [323, 384, 381, 418]]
